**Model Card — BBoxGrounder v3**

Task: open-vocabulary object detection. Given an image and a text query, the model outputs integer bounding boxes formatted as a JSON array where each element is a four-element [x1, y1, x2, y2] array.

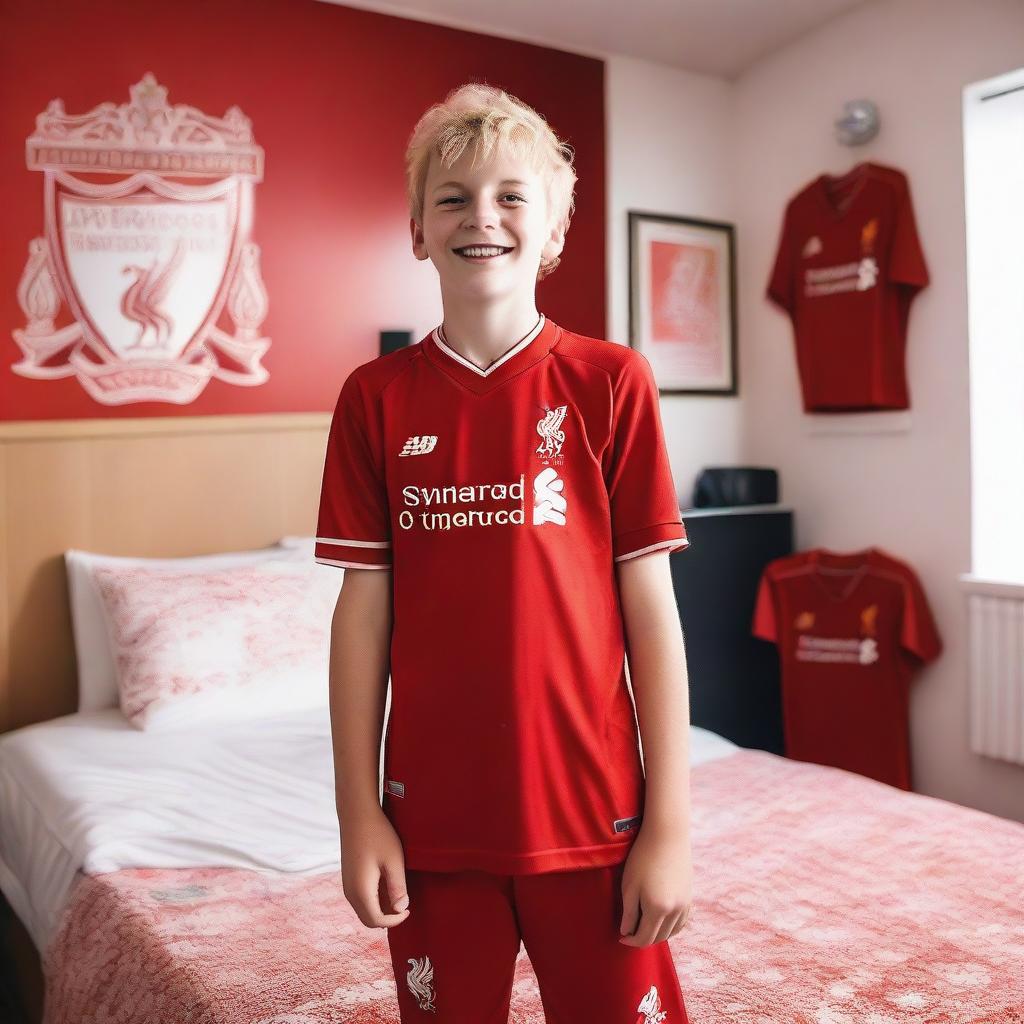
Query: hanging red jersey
[[766, 162, 929, 412], [751, 546, 941, 790], [315, 315, 689, 874]]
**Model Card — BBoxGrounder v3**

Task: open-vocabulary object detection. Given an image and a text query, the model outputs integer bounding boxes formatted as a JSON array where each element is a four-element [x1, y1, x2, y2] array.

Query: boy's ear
[[410, 217, 428, 261], [542, 218, 566, 265]]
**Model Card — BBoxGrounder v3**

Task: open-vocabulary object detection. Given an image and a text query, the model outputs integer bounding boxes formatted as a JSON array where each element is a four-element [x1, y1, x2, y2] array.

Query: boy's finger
[[360, 866, 408, 928], [655, 910, 681, 944], [631, 910, 663, 948], [619, 886, 640, 936], [381, 859, 410, 912], [374, 865, 411, 928]]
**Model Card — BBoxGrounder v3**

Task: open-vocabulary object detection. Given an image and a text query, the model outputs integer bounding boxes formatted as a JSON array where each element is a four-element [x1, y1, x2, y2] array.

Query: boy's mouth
[[452, 245, 514, 261]]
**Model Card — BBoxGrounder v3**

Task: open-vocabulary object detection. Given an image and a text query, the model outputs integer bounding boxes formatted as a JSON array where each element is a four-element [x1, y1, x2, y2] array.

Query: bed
[[1, 530, 1023, 1023], [1, 702, 1022, 1024]]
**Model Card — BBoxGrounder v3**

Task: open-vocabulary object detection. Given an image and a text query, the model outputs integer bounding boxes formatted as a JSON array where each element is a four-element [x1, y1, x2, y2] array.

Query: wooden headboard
[[0, 413, 331, 735]]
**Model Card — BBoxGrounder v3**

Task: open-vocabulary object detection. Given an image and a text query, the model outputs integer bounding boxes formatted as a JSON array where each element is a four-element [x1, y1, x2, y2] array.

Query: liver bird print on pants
[[637, 983, 668, 1023], [406, 955, 437, 1012]]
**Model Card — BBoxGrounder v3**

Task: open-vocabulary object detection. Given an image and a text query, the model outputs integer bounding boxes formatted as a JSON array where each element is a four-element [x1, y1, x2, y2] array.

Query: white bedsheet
[[0, 704, 738, 954]]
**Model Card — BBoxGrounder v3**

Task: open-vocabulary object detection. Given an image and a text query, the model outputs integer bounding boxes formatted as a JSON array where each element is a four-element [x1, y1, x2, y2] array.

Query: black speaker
[[692, 466, 778, 508], [380, 330, 413, 356]]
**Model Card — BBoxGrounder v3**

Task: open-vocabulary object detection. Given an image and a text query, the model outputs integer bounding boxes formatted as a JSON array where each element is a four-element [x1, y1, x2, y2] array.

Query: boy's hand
[[618, 826, 693, 947], [339, 807, 411, 929]]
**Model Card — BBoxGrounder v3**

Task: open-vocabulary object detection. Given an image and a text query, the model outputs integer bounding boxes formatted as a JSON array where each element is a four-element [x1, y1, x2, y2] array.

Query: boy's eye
[[438, 194, 525, 205]]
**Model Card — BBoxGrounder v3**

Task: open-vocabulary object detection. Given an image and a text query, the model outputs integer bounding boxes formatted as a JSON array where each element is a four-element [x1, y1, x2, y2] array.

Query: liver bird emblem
[[120, 237, 186, 351], [637, 983, 667, 1023], [406, 954, 437, 1012], [535, 404, 567, 459]]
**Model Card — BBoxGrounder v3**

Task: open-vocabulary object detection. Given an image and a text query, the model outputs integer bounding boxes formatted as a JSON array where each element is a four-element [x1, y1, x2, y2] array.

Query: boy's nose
[[463, 203, 501, 228]]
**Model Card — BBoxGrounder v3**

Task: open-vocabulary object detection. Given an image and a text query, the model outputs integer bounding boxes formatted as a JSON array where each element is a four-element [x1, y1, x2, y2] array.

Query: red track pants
[[386, 857, 690, 1023]]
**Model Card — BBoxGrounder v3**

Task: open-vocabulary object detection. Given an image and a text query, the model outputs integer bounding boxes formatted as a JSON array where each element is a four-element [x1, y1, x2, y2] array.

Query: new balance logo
[[399, 435, 438, 457]]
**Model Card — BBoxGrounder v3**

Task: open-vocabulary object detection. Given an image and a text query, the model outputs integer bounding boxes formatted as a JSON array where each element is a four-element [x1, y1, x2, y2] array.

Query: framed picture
[[628, 211, 737, 395]]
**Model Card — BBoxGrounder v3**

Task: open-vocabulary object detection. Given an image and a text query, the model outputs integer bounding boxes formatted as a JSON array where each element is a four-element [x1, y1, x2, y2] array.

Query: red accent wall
[[0, 0, 605, 420]]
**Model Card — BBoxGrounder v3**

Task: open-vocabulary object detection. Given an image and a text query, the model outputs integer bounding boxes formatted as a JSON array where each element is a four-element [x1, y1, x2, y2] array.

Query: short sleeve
[[602, 351, 688, 563], [900, 570, 942, 663], [889, 178, 929, 290], [751, 568, 778, 644], [314, 372, 391, 570], [766, 201, 797, 316]]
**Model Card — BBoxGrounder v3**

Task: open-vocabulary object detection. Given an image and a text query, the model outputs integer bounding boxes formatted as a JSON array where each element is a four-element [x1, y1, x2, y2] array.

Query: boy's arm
[[616, 550, 692, 840], [329, 567, 394, 825]]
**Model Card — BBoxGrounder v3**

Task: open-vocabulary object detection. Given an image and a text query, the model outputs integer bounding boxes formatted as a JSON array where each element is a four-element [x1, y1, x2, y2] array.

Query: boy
[[316, 83, 694, 1023]]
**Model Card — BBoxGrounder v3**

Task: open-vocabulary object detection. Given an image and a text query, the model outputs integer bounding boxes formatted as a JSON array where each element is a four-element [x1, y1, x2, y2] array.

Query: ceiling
[[317, 0, 873, 79]]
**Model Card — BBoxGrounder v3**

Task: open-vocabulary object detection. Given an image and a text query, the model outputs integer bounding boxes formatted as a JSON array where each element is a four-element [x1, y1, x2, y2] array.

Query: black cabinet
[[669, 505, 793, 755]]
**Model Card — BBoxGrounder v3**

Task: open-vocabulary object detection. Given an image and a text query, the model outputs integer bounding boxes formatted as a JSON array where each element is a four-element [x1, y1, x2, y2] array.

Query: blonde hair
[[405, 83, 577, 280]]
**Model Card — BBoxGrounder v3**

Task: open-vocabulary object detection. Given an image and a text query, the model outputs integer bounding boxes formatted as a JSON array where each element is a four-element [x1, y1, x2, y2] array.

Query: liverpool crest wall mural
[[1, 0, 606, 421], [13, 73, 270, 405]]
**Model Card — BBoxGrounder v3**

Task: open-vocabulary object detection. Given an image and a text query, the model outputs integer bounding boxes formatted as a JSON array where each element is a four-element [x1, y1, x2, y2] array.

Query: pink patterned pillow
[[91, 562, 342, 731]]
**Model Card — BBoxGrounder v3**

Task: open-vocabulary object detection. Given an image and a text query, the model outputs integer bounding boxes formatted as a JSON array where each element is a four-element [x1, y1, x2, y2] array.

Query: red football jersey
[[315, 314, 689, 873], [752, 547, 942, 790], [766, 162, 929, 412]]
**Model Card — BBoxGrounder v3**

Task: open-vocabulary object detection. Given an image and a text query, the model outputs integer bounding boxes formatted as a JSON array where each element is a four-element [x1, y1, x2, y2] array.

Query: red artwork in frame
[[628, 211, 737, 395]]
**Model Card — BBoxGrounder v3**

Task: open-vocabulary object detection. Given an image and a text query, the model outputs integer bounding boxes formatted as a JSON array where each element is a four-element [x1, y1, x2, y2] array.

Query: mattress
[[39, 749, 1024, 1024]]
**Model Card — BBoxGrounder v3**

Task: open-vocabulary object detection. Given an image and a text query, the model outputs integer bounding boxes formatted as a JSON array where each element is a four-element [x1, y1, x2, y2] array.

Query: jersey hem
[[613, 522, 688, 562], [615, 537, 690, 562], [314, 539, 391, 569], [398, 838, 635, 875], [314, 556, 391, 570], [315, 535, 390, 549]]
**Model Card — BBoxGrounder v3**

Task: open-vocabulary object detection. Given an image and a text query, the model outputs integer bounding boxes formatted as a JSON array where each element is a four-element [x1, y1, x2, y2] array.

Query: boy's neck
[[438, 296, 542, 371]]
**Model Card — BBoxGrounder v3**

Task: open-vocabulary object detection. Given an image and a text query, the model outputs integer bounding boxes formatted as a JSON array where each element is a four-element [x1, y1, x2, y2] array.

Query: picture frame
[[628, 211, 738, 395]]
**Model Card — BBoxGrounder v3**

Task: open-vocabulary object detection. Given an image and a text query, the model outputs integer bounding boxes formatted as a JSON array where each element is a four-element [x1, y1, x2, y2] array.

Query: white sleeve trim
[[316, 536, 391, 549], [614, 537, 689, 563], [314, 556, 392, 570]]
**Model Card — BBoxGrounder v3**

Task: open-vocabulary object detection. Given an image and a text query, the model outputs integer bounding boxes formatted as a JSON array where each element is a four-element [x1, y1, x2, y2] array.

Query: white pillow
[[91, 560, 342, 732], [66, 544, 307, 712], [277, 535, 316, 555]]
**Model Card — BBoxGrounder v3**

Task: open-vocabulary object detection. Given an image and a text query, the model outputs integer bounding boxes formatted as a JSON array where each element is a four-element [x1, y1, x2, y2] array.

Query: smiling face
[[411, 141, 565, 302]]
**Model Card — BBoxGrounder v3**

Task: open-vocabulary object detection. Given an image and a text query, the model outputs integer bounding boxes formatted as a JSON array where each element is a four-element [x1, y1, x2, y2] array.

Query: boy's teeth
[[458, 246, 508, 257]]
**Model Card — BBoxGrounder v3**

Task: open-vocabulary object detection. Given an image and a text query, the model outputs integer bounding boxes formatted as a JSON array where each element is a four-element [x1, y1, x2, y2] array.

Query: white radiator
[[967, 590, 1024, 765]]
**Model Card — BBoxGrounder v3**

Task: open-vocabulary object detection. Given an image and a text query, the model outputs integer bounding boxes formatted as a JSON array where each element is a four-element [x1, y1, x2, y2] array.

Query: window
[[963, 66, 1024, 585]]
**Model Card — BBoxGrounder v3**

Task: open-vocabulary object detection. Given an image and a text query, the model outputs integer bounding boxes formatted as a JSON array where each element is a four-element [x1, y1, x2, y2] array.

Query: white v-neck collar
[[432, 314, 545, 378]]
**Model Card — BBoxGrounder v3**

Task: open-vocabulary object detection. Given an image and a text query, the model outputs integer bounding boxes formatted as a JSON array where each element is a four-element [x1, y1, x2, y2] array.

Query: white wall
[[606, 0, 1024, 823], [606, 56, 742, 505]]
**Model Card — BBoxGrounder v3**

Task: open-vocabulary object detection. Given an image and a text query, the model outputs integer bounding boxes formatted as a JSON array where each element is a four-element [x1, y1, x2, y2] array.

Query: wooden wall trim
[[0, 413, 331, 443]]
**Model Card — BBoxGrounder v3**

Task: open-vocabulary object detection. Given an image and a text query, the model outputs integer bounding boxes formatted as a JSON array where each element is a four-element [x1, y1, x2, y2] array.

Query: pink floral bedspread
[[43, 750, 1024, 1023]]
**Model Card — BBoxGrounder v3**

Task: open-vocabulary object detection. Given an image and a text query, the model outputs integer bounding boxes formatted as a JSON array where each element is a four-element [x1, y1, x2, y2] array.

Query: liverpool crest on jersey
[[535, 403, 567, 464]]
